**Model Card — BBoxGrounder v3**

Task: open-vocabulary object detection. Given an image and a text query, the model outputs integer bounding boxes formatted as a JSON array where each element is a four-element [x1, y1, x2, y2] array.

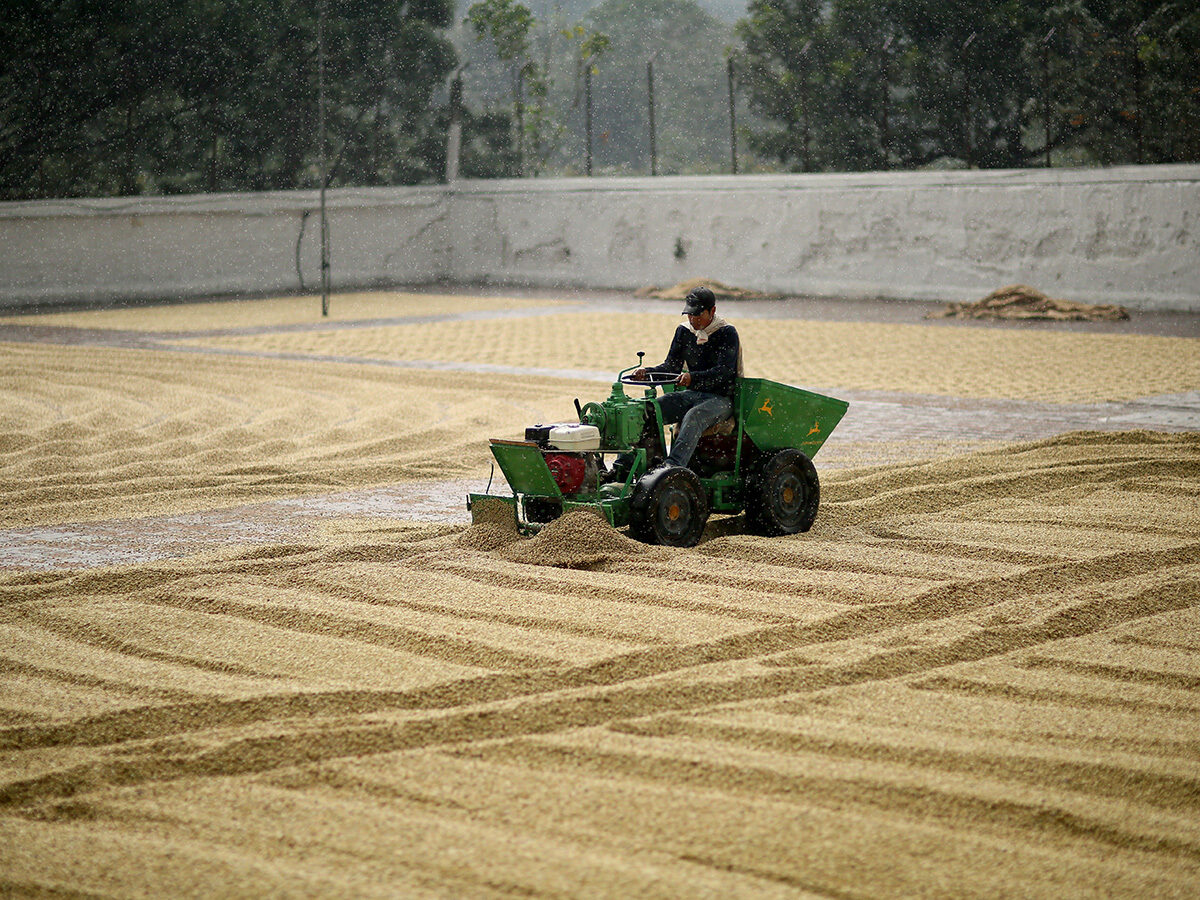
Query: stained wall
[[2, 166, 1196, 310]]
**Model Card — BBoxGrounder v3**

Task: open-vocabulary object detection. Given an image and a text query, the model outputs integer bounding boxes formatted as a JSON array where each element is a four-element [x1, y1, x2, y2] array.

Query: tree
[[467, 0, 558, 175], [1057, 0, 1200, 164], [895, 0, 1046, 168], [577, 0, 737, 174], [563, 23, 613, 92], [0, 0, 457, 200], [736, 0, 835, 171], [562, 24, 610, 174], [1, 0, 194, 198], [734, 0, 1197, 172], [823, 0, 914, 170]]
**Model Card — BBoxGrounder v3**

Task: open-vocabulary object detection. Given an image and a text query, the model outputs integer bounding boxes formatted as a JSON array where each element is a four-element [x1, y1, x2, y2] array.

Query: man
[[616, 284, 742, 476]]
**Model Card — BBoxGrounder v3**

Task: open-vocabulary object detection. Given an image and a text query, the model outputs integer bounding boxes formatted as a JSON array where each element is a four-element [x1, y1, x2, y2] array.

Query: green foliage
[[432, 104, 520, 178], [896, 0, 1042, 168], [566, 25, 613, 70], [13, 0, 1190, 197], [1, 0, 457, 200], [467, 0, 536, 63], [736, 0, 832, 170], [1052, 0, 1200, 164], [735, 0, 1198, 171], [450, 0, 744, 175], [467, 0, 567, 174], [573, 0, 738, 173]]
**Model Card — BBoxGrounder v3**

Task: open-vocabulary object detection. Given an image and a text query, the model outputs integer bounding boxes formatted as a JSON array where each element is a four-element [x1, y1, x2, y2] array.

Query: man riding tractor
[[606, 285, 742, 484], [468, 284, 848, 546]]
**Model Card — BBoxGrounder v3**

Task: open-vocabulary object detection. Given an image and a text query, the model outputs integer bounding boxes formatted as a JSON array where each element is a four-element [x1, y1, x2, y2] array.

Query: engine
[[544, 453, 587, 495], [525, 423, 602, 495]]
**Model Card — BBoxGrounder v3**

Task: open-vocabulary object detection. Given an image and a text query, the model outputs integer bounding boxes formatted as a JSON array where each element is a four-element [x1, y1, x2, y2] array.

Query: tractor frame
[[468, 359, 848, 546]]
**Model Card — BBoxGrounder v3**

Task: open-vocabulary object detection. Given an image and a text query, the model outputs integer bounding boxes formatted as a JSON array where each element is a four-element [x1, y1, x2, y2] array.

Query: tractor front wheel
[[629, 466, 709, 547], [745, 448, 819, 536]]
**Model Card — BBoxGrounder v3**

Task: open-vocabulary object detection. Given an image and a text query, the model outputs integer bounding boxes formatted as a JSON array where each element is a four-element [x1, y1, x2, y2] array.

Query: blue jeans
[[658, 390, 733, 468]]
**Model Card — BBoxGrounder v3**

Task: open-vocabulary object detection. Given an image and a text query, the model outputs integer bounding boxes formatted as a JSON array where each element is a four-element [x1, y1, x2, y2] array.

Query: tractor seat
[[701, 416, 736, 438], [668, 416, 736, 442]]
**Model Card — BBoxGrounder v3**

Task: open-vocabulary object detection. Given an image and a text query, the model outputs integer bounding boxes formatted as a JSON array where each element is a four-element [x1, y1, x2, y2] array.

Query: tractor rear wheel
[[629, 466, 709, 547], [745, 448, 819, 536]]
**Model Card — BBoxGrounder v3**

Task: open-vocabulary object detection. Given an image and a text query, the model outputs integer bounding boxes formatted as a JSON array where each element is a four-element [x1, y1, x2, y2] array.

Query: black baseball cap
[[682, 285, 716, 315]]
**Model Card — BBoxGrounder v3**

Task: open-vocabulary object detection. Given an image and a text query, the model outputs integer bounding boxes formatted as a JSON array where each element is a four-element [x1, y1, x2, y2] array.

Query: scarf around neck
[[689, 315, 728, 344]]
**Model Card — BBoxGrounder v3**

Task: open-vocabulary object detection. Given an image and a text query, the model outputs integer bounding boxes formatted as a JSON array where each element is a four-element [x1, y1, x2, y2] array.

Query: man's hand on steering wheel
[[675, 372, 692, 387], [620, 369, 679, 386]]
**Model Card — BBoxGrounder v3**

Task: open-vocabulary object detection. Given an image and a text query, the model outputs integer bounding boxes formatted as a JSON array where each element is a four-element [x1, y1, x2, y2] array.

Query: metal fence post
[[585, 65, 593, 177], [585, 65, 595, 177], [727, 57, 737, 175], [647, 59, 657, 176], [1043, 27, 1055, 167], [318, 0, 330, 317], [446, 72, 464, 182], [516, 66, 525, 178]]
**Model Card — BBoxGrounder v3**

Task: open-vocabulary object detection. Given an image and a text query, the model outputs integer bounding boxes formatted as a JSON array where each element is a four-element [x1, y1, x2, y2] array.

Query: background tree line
[[1, 0, 1195, 201], [736, 0, 1199, 172], [454, 0, 745, 175], [1, 0, 461, 200]]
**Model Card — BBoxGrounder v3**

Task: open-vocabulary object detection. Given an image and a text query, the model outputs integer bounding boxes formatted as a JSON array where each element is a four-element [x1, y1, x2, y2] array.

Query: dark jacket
[[647, 324, 740, 397]]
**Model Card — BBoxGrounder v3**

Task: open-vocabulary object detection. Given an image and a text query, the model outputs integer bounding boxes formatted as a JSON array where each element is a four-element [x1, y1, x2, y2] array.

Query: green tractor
[[468, 353, 849, 547]]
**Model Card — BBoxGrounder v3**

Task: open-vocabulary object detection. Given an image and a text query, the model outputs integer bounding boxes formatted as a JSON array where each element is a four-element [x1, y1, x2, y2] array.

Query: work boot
[[638, 408, 667, 467], [601, 459, 631, 485]]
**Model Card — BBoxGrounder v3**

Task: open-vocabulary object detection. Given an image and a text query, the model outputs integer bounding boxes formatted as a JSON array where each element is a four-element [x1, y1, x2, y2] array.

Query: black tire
[[745, 448, 819, 536], [629, 466, 709, 547]]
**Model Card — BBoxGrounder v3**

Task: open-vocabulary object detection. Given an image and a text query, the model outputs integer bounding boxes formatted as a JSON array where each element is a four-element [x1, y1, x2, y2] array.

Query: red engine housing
[[544, 452, 587, 495]]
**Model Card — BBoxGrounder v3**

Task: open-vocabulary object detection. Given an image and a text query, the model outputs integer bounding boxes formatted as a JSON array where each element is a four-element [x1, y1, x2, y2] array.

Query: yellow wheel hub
[[667, 503, 681, 521]]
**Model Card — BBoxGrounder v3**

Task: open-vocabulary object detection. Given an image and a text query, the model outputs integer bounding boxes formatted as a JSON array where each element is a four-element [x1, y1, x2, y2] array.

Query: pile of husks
[[930, 284, 1129, 321], [634, 278, 778, 301]]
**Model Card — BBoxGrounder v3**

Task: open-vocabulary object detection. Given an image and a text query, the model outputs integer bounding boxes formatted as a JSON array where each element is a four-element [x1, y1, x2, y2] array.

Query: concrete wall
[[2, 165, 1197, 311], [447, 166, 1199, 310], [0, 187, 450, 307]]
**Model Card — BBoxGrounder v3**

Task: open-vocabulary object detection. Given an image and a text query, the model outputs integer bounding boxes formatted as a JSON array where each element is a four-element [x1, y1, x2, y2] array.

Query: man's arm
[[635, 326, 689, 379]]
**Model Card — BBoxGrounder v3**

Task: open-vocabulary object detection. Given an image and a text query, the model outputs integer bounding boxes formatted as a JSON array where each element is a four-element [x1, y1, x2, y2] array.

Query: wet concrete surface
[[2, 285, 1197, 570], [6, 283, 1199, 337], [424, 284, 1200, 338], [0, 480, 479, 571], [4, 383, 1196, 571]]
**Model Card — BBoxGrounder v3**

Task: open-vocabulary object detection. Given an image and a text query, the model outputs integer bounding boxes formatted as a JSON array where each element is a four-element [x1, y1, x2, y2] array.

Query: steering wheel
[[619, 371, 679, 386]]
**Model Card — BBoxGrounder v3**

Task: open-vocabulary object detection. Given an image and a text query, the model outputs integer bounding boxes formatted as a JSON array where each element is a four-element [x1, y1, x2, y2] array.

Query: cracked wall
[[1, 167, 1196, 311], [0, 187, 452, 308], [445, 167, 1199, 310]]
